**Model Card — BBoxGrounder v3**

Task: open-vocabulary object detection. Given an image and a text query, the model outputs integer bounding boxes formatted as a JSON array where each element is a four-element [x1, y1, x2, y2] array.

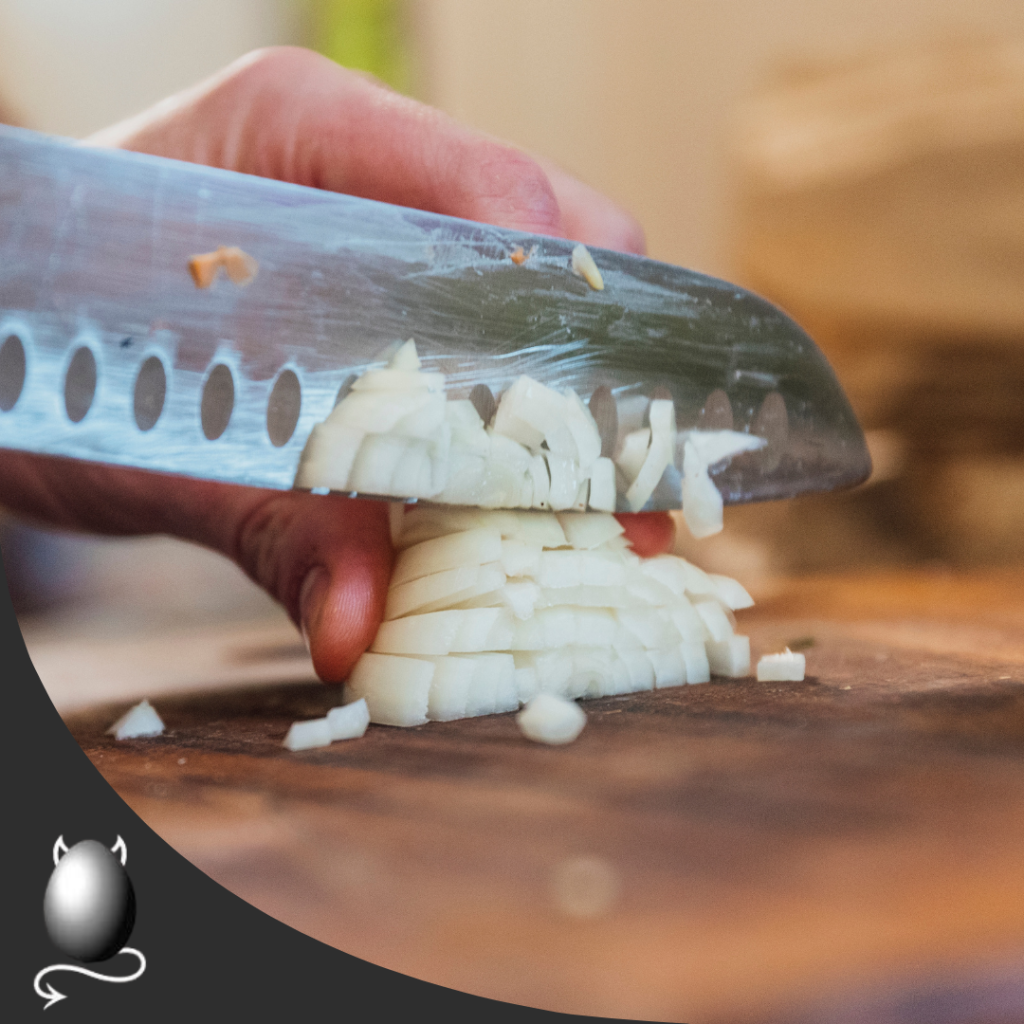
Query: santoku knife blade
[[0, 125, 870, 511]]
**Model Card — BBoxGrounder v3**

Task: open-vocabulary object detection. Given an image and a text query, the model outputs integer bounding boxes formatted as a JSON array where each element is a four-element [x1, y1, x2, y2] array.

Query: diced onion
[[517, 693, 588, 744], [344, 653, 433, 726], [107, 699, 165, 740], [756, 649, 806, 682], [327, 699, 371, 740], [283, 717, 333, 751]]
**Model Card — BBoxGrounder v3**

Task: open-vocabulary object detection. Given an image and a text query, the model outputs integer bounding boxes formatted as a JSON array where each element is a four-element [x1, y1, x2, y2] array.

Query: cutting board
[[60, 568, 1024, 1023]]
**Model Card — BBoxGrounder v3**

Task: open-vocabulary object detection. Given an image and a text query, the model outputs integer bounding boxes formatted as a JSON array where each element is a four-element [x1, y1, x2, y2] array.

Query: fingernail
[[299, 566, 329, 652]]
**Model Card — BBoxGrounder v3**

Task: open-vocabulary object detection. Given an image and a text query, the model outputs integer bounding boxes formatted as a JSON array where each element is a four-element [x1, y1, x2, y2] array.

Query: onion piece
[[682, 439, 724, 539], [384, 562, 507, 620], [327, 699, 371, 740], [388, 338, 422, 371], [625, 399, 676, 512], [371, 607, 513, 655], [518, 693, 587, 744], [756, 649, 806, 682], [709, 574, 755, 610], [556, 512, 624, 550], [107, 699, 164, 740], [294, 422, 364, 491], [587, 457, 617, 512], [570, 243, 605, 291], [283, 717, 333, 751], [345, 653, 433, 726], [680, 428, 766, 467], [393, 527, 503, 586], [707, 635, 751, 678], [693, 598, 735, 643], [615, 428, 651, 484]]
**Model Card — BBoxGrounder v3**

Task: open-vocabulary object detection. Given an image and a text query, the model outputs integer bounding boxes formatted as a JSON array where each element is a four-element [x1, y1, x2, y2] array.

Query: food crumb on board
[[756, 649, 806, 682], [188, 245, 259, 289], [107, 699, 165, 740], [571, 243, 604, 290]]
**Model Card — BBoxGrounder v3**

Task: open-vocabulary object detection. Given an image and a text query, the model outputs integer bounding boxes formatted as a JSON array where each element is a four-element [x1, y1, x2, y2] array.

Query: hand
[[0, 47, 670, 682]]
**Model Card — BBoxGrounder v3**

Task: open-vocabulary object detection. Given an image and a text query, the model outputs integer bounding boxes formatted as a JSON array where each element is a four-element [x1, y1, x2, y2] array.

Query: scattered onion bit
[[756, 648, 806, 682], [517, 693, 587, 745], [510, 246, 527, 265], [107, 699, 165, 740], [188, 245, 259, 289], [571, 243, 604, 291]]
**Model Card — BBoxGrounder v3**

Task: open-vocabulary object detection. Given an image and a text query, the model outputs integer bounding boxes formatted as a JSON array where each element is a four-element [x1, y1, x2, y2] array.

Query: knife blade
[[0, 125, 870, 511]]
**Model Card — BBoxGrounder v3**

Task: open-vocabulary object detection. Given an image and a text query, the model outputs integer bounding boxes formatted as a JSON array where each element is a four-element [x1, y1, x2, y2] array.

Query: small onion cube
[[393, 527, 503, 586], [283, 717, 333, 751], [707, 635, 751, 678], [294, 422, 364, 491], [757, 649, 806, 682], [556, 512, 624, 550], [326, 699, 371, 740], [421, 656, 475, 721], [518, 693, 587, 745], [625, 400, 676, 512], [562, 388, 602, 471], [615, 429, 651, 484], [345, 653, 433, 726], [694, 599, 735, 643], [681, 642, 712, 684], [586, 457, 617, 512], [107, 699, 165, 740], [680, 428, 766, 468], [384, 563, 506, 620], [682, 439, 724, 538], [709, 573, 755, 610], [545, 453, 583, 511], [648, 647, 686, 688]]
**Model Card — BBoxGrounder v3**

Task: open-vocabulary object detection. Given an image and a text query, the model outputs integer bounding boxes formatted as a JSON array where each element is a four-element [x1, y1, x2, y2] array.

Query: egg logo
[[34, 836, 147, 1009]]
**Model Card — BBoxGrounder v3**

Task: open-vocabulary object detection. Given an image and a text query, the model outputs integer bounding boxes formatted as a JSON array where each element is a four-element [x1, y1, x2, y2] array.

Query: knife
[[0, 125, 869, 512]]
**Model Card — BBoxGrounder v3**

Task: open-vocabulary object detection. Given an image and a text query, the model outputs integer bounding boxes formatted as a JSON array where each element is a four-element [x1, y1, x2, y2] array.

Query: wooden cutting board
[[62, 568, 1024, 1023]]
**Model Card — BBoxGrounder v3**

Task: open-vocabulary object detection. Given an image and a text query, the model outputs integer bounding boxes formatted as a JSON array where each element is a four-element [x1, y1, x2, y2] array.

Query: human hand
[[0, 47, 671, 682]]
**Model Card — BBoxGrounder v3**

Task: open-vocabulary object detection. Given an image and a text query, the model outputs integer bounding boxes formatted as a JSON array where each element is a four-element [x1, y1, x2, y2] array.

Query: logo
[[34, 835, 147, 1009]]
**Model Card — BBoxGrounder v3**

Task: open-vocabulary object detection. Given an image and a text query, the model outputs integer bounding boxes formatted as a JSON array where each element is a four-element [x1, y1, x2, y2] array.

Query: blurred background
[[2, 0, 1024, 629]]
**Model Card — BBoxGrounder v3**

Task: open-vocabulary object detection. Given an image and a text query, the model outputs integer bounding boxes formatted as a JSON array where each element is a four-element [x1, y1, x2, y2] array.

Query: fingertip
[[616, 511, 676, 557], [305, 552, 389, 683], [461, 144, 564, 237]]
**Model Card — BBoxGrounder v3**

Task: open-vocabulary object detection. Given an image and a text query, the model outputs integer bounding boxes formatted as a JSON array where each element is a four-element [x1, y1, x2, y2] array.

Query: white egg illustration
[[44, 839, 136, 962]]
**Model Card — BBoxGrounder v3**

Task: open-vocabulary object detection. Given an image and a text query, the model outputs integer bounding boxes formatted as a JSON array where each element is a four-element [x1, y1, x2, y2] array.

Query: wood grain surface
[[60, 568, 1024, 1023]]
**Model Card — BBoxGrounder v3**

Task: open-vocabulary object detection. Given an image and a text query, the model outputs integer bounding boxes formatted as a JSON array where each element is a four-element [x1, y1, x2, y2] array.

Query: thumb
[[232, 492, 394, 682]]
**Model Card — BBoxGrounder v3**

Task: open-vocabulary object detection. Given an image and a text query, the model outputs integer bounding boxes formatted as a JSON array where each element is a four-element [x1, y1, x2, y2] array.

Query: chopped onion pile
[[343, 505, 754, 727], [295, 339, 764, 531], [756, 649, 806, 682], [283, 698, 371, 751], [107, 699, 165, 740]]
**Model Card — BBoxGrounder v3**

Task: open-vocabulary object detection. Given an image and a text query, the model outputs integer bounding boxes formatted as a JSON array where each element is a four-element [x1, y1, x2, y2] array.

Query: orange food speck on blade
[[510, 246, 527, 265], [219, 246, 259, 286], [187, 246, 259, 288], [188, 250, 222, 289]]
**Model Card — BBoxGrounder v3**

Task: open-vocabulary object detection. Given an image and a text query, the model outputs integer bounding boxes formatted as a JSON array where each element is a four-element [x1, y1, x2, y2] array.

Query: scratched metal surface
[[0, 125, 869, 506]]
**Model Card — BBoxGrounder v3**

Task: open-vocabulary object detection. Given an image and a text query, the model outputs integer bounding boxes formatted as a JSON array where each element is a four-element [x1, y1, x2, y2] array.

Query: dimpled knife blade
[[0, 125, 870, 509]]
